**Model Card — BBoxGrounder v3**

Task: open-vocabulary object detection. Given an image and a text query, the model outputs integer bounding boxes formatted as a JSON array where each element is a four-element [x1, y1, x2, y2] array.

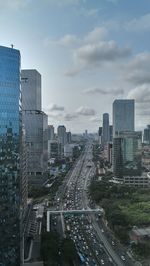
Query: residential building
[[113, 99, 134, 136], [0, 45, 25, 265]]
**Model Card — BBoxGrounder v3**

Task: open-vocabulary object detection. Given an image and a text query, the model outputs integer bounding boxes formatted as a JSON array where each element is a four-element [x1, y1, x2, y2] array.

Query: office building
[[109, 125, 113, 142], [113, 99, 134, 136], [21, 69, 41, 110], [48, 140, 61, 160], [23, 110, 48, 176], [47, 125, 55, 141], [102, 113, 110, 144], [113, 131, 142, 179], [21, 70, 48, 179], [98, 127, 102, 145], [143, 125, 150, 144], [0, 46, 25, 265], [66, 131, 72, 144], [57, 125, 67, 155]]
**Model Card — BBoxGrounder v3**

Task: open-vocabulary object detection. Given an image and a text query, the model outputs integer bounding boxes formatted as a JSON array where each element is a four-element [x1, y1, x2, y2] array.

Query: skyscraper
[[113, 131, 142, 179], [102, 113, 110, 144], [113, 99, 134, 136], [57, 125, 67, 156], [57, 125, 67, 146], [21, 69, 41, 110], [143, 125, 150, 144], [48, 125, 55, 141], [21, 70, 48, 180], [0, 46, 24, 265]]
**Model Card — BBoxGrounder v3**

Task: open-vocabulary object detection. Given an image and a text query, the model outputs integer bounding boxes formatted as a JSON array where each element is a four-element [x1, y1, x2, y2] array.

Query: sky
[[0, 0, 150, 133]]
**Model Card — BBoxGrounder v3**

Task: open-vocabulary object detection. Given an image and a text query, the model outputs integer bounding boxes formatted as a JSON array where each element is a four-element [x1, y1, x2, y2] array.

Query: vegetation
[[89, 180, 150, 244], [41, 232, 77, 266]]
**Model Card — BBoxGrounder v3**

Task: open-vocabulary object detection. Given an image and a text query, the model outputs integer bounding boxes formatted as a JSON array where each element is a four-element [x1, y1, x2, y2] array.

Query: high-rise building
[[143, 125, 150, 144], [113, 131, 142, 179], [98, 126, 102, 144], [57, 125, 67, 146], [109, 125, 113, 142], [66, 131, 72, 144], [57, 125, 67, 156], [0, 46, 25, 265], [113, 99, 134, 136], [21, 69, 41, 110], [21, 70, 48, 179], [102, 113, 110, 144], [47, 125, 55, 141], [23, 110, 48, 176]]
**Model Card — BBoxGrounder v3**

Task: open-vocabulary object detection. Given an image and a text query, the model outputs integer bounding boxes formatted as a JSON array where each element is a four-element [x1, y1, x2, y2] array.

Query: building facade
[[47, 125, 54, 141], [0, 46, 25, 265], [143, 125, 150, 144], [21, 70, 48, 178], [113, 131, 142, 179], [102, 113, 110, 144], [23, 110, 48, 176], [21, 69, 41, 110], [113, 99, 134, 136]]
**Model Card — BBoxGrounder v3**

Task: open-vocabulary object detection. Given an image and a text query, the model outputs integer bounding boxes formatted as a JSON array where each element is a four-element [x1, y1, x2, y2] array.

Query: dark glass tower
[[0, 46, 22, 265], [102, 113, 110, 144]]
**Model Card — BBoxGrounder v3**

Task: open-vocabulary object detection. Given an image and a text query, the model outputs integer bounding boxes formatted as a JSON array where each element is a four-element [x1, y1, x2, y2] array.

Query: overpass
[[47, 208, 104, 215]]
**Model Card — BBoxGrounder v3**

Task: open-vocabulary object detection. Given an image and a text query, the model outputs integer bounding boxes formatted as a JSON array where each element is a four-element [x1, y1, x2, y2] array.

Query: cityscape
[[0, 1, 150, 266]]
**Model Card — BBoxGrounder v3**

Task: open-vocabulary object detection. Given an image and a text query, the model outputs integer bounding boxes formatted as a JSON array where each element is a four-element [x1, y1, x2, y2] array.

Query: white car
[[121, 255, 125, 261]]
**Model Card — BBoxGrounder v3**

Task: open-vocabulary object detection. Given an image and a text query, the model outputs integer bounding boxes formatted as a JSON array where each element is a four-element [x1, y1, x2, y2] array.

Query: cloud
[[84, 87, 124, 95], [127, 85, 150, 117], [76, 106, 95, 116], [89, 116, 101, 123], [0, 0, 29, 9], [125, 13, 150, 32], [46, 103, 65, 112], [63, 113, 78, 121], [124, 52, 150, 85], [75, 41, 131, 65], [127, 85, 150, 104], [45, 26, 107, 48], [45, 0, 80, 6], [84, 27, 108, 43], [45, 34, 79, 47]]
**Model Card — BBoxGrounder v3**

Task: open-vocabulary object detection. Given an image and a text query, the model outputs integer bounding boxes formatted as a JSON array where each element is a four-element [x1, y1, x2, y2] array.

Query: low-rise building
[[129, 227, 150, 244]]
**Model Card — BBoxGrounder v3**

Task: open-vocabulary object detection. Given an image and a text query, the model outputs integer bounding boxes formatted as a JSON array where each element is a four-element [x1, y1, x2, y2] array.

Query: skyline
[[1, 0, 150, 132]]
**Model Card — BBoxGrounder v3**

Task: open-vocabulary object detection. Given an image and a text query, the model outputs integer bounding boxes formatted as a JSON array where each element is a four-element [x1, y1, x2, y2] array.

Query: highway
[[50, 142, 134, 266]]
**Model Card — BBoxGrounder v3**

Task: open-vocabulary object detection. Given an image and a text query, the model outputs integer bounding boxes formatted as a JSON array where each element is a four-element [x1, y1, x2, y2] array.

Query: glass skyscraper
[[0, 46, 23, 265], [113, 99, 134, 136], [113, 131, 142, 178]]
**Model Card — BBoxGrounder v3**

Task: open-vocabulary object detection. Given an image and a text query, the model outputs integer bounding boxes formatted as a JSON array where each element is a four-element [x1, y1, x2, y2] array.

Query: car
[[112, 241, 115, 246], [121, 255, 125, 261], [101, 259, 105, 265]]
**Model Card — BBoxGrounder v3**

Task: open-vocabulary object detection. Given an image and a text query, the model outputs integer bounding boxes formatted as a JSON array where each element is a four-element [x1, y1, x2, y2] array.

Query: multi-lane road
[[49, 142, 135, 266]]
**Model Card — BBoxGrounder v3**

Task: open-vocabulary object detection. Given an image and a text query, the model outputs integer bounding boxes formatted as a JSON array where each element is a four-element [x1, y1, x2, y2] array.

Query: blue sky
[[1, 0, 150, 133]]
